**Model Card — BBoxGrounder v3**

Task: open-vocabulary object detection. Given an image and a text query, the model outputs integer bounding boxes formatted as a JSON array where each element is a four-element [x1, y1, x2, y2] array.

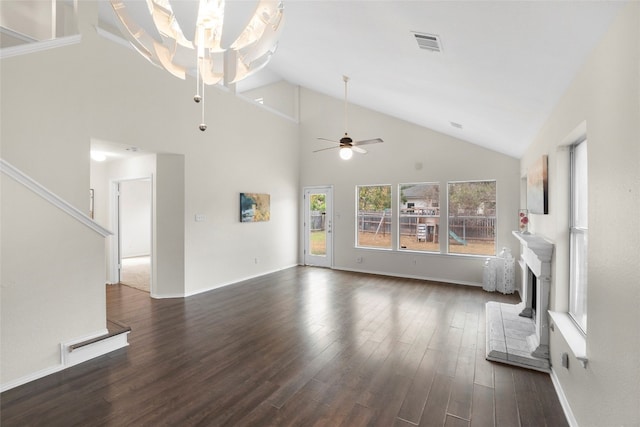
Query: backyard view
[[310, 230, 326, 255], [357, 185, 392, 249], [355, 181, 496, 255], [447, 181, 496, 255], [309, 194, 326, 256], [308, 182, 496, 256]]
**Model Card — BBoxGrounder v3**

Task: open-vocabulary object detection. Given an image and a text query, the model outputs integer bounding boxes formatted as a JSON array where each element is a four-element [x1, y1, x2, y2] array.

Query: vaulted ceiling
[[2, 1, 626, 158], [237, 1, 624, 158]]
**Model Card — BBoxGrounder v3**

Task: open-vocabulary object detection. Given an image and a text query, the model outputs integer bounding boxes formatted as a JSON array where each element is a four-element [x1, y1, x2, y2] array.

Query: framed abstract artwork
[[527, 155, 548, 214], [240, 193, 270, 222]]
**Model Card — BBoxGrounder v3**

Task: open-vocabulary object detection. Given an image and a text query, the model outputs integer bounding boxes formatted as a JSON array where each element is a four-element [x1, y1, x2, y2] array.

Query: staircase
[[63, 319, 131, 368]]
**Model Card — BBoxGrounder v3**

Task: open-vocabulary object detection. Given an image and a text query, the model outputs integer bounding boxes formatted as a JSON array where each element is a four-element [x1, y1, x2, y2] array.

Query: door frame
[[108, 177, 153, 291], [303, 186, 333, 268]]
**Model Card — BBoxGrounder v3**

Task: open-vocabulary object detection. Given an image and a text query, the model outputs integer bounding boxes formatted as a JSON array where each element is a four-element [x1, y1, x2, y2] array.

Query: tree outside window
[[357, 185, 392, 249], [447, 181, 496, 255]]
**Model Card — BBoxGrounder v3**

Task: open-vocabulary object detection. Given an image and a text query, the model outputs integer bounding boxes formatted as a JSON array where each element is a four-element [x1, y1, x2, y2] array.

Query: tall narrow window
[[398, 183, 440, 252], [570, 140, 588, 333], [447, 181, 496, 256], [357, 185, 392, 249]]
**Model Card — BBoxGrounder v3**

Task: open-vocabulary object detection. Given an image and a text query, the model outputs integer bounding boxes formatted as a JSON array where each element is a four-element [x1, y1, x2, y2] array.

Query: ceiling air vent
[[412, 32, 442, 53]]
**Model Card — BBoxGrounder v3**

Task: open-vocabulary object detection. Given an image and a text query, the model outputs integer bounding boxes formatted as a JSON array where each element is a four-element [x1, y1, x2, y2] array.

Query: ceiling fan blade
[[352, 138, 383, 146], [352, 146, 367, 154], [317, 137, 339, 143], [313, 146, 340, 153]]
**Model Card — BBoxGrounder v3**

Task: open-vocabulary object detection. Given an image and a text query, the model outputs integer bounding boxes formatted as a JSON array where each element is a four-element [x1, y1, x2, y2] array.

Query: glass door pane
[[304, 187, 332, 267], [309, 193, 327, 256]]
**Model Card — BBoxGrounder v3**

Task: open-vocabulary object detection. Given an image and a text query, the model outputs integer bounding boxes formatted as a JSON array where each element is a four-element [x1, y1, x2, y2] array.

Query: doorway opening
[[116, 178, 152, 293]]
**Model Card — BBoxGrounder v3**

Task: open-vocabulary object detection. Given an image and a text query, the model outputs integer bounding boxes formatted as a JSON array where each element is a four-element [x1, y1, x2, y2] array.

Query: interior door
[[304, 187, 333, 267]]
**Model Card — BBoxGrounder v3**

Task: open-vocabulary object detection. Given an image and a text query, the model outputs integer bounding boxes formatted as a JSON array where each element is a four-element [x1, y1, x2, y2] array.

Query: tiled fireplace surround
[[486, 232, 554, 372]]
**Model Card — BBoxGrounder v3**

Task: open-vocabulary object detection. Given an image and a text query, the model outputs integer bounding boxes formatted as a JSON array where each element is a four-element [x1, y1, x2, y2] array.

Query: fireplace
[[519, 268, 537, 318], [485, 232, 554, 371]]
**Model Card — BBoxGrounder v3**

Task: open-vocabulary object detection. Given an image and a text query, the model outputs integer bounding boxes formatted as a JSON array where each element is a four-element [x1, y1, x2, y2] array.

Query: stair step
[[69, 319, 131, 352]]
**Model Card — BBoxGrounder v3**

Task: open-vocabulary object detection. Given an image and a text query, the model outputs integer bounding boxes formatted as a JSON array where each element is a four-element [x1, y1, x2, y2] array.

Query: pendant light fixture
[[110, 0, 285, 131]]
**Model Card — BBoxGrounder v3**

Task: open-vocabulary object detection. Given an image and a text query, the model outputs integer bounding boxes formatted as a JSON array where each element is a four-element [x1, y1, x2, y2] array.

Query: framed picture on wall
[[240, 193, 270, 222], [527, 155, 548, 214]]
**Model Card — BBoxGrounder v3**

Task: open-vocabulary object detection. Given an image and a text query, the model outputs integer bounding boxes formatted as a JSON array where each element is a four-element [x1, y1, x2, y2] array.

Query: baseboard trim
[[332, 266, 483, 288], [183, 264, 299, 297], [150, 292, 186, 299], [1, 328, 129, 393], [156, 264, 483, 298], [550, 368, 579, 427], [0, 364, 66, 393]]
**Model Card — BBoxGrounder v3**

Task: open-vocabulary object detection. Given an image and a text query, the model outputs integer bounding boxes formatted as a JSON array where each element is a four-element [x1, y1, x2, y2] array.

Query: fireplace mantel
[[512, 231, 553, 278]]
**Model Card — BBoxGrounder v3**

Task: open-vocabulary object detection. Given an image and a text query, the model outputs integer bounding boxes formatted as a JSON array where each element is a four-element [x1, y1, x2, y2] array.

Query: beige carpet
[[120, 256, 150, 293]]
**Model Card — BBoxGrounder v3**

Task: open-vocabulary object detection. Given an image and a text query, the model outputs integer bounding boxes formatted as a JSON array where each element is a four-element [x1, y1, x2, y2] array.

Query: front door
[[303, 187, 333, 267]]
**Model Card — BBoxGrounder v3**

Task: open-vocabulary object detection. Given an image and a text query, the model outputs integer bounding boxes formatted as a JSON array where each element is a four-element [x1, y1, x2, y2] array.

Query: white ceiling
[[99, 1, 625, 159]]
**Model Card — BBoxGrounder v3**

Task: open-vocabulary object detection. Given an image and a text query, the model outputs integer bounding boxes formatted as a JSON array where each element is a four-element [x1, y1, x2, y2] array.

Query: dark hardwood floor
[[1, 267, 568, 426]]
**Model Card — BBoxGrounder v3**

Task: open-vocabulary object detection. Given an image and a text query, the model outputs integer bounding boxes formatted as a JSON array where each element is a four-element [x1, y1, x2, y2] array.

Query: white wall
[[120, 179, 152, 258], [154, 154, 185, 298], [0, 175, 107, 387], [89, 159, 108, 225], [520, 3, 640, 425], [241, 80, 299, 120], [298, 88, 521, 286], [0, 4, 106, 388], [86, 29, 300, 296], [0, 1, 299, 386]]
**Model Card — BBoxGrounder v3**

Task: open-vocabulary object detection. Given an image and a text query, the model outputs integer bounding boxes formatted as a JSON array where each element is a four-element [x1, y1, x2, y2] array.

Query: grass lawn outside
[[310, 230, 327, 255], [357, 232, 495, 255]]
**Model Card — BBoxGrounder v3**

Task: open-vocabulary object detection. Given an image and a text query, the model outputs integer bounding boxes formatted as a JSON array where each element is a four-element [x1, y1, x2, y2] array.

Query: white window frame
[[446, 180, 497, 256], [355, 184, 393, 250], [569, 140, 588, 333], [397, 182, 440, 253]]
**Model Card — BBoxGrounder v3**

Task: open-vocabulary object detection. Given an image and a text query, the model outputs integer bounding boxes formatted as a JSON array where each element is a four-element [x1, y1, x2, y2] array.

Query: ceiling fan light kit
[[339, 146, 353, 160], [109, 0, 285, 131], [315, 75, 383, 159]]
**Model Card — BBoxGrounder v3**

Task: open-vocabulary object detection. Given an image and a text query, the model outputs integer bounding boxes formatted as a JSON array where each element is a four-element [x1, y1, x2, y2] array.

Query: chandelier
[[110, 0, 285, 131]]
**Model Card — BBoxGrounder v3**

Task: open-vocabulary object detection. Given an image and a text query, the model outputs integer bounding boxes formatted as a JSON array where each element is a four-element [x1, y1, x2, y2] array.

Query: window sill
[[548, 310, 588, 368]]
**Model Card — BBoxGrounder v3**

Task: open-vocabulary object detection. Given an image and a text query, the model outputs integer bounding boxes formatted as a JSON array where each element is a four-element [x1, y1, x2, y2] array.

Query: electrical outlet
[[356, 256, 363, 263], [195, 214, 206, 222]]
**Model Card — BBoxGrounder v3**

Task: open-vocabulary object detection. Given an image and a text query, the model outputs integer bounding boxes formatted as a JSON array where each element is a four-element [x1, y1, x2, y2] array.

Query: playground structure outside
[[356, 210, 495, 255]]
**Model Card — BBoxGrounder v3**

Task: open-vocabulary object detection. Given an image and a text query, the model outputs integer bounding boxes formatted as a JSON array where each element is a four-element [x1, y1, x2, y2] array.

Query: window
[[357, 185, 392, 249], [398, 183, 440, 252], [447, 181, 496, 255], [570, 140, 588, 333]]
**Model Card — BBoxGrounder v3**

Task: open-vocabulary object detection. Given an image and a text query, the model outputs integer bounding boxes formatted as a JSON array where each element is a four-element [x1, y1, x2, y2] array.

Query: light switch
[[195, 214, 206, 222]]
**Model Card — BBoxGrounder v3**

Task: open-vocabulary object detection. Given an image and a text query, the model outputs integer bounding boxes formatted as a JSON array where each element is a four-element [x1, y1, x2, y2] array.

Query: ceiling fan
[[314, 75, 383, 160]]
